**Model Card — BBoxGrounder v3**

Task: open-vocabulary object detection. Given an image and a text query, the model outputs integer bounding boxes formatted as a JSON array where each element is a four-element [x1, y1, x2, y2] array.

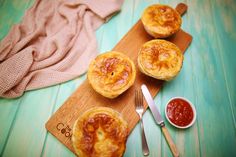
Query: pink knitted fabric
[[0, 0, 124, 98]]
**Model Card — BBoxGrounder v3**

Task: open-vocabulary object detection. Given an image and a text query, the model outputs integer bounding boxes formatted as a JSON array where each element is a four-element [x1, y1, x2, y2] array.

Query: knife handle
[[161, 126, 180, 157]]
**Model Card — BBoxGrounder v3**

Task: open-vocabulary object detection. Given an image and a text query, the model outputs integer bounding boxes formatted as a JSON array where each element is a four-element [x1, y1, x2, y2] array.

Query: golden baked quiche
[[138, 39, 183, 81], [72, 107, 129, 157], [88, 51, 136, 99], [141, 4, 182, 38]]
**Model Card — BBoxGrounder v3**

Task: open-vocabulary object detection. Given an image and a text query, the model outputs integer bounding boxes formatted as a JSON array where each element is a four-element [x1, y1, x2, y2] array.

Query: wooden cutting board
[[45, 3, 192, 154]]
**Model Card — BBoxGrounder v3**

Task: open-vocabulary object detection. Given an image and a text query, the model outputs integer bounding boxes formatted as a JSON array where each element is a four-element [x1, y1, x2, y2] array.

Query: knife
[[141, 84, 180, 157]]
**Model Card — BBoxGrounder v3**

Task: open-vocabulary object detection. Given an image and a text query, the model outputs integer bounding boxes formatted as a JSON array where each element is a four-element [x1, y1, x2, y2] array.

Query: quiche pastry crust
[[138, 39, 183, 81], [141, 4, 182, 38], [72, 107, 128, 157], [88, 51, 136, 99]]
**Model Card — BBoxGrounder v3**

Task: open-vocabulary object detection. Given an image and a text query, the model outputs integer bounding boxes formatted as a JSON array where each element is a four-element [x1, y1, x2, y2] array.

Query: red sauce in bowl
[[166, 98, 194, 127]]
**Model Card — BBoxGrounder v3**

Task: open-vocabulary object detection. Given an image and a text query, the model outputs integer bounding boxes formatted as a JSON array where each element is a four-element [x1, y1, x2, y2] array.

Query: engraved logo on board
[[56, 122, 72, 139]]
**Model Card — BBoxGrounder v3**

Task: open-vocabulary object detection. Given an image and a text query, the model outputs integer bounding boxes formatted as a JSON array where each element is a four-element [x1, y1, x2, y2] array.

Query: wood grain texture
[[182, 0, 236, 157], [2, 87, 58, 157], [45, 3, 192, 154], [161, 126, 179, 157], [0, 0, 236, 157]]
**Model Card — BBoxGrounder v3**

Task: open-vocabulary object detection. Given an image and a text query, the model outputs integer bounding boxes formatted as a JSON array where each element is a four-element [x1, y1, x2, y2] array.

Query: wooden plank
[[185, 0, 236, 156], [0, 99, 21, 155], [45, 3, 192, 154], [211, 0, 236, 129], [2, 87, 58, 157]]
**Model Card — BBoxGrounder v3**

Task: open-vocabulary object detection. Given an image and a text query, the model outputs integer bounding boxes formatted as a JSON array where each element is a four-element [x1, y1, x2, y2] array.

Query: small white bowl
[[165, 97, 197, 129]]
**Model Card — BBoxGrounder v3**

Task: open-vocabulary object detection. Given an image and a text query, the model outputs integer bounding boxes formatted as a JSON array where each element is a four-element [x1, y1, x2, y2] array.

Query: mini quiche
[[141, 4, 182, 38], [138, 39, 183, 81], [72, 107, 128, 157], [88, 51, 136, 99]]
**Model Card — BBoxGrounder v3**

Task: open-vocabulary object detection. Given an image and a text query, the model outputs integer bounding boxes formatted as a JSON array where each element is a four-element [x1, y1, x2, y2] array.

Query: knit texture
[[0, 0, 124, 98]]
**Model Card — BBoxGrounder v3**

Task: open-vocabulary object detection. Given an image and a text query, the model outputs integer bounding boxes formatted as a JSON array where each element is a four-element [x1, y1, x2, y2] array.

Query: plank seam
[[40, 85, 61, 157], [185, 0, 202, 157], [208, 0, 236, 131], [0, 98, 23, 157]]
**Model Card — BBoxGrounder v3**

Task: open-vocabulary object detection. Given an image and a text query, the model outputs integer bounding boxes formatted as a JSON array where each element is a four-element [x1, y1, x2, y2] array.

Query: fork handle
[[161, 126, 180, 157], [140, 118, 149, 156]]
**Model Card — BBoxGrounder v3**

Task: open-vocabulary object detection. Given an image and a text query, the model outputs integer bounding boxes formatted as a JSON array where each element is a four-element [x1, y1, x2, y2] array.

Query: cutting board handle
[[176, 3, 188, 16], [45, 3, 192, 154]]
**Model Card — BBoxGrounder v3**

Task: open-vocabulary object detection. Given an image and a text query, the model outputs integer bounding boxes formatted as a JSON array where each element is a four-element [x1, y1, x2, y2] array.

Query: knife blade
[[141, 84, 180, 157], [141, 84, 164, 126]]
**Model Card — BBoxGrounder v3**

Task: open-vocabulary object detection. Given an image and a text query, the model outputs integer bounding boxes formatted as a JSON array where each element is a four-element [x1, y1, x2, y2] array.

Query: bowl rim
[[165, 96, 197, 129]]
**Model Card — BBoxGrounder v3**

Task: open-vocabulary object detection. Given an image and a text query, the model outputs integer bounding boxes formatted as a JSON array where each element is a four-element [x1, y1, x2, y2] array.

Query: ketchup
[[166, 98, 194, 127]]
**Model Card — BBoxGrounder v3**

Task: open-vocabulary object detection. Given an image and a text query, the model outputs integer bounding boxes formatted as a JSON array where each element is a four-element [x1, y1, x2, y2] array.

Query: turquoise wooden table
[[0, 0, 236, 157]]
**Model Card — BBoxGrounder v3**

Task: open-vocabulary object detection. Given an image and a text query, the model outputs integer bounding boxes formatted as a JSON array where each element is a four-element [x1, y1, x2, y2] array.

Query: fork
[[135, 89, 150, 156]]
